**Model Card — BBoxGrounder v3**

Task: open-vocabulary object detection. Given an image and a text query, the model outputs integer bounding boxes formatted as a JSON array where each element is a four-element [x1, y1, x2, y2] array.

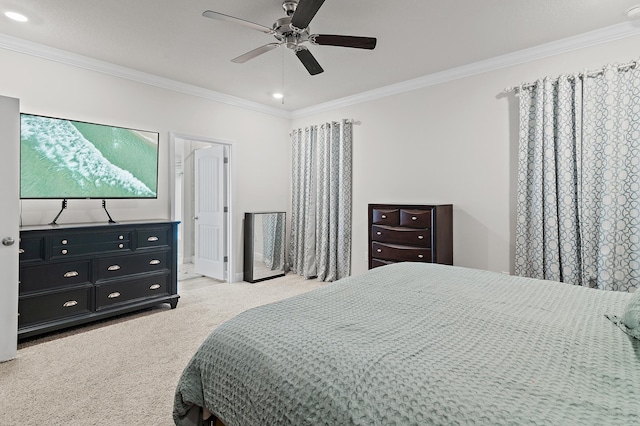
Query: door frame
[[169, 132, 234, 282]]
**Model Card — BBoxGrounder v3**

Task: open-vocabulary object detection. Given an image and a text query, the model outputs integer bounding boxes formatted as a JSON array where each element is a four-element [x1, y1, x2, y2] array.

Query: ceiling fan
[[202, 0, 377, 76]]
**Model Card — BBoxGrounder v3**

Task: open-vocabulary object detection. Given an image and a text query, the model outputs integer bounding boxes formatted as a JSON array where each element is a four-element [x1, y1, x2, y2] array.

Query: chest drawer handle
[[63, 300, 78, 308], [149, 259, 161, 265], [19, 248, 24, 254], [149, 284, 161, 290], [417, 235, 424, 240], [108, 292, 121, 299], [107, 265, 121, 271], [412, 216, 418, 220], [418, 254, 424, 259], [118, 243, 124, 249], [377, 248, 382, 253], [61, 249, 68, 255], [147, 236, 159, 242], [119, 235, 124, 240], [376, 231, 382, 236], [64, 271, 79, 278], [61, 239, 68, 245], [381, 215, 387, 219]]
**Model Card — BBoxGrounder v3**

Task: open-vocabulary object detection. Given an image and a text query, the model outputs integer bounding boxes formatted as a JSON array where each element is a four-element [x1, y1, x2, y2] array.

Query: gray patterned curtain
[[516, 60, 640, 292], [262, 213, 285, 271], [290, 120, 352, 281]]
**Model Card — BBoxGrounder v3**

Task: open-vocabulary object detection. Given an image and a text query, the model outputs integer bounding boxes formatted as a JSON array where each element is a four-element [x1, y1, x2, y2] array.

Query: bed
[[173, 262, 640, 425]]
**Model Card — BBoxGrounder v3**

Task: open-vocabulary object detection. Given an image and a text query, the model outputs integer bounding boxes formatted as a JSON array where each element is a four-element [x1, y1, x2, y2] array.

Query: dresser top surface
[[20, 219, 179, 232]]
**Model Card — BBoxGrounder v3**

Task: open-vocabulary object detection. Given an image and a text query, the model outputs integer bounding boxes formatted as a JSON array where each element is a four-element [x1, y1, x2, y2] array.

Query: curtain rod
[[504, 59, 638, 93]]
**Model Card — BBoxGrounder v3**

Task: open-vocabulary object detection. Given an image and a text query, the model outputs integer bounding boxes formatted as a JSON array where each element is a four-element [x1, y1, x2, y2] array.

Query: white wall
[[0, 48, 292, 279], [292, 34, 640, 276]]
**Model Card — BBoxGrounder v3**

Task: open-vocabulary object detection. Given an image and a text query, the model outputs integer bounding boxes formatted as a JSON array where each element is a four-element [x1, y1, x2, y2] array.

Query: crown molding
[[0, 33, 292, 119], [1, 20, 640, 121], [290, 21, 640, 119]]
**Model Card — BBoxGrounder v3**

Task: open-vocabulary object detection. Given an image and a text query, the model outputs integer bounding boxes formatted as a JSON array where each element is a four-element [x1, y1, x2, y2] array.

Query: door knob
[[2, 237, 15, 246]]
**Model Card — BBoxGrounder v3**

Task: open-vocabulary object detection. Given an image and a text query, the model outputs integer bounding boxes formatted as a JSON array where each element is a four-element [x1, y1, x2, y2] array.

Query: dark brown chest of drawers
[[18, 221, 179, 339], [368, 204, 453, 269]]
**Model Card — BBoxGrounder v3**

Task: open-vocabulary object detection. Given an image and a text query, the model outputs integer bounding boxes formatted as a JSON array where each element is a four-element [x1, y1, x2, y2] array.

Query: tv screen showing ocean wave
[[20, 114, 159, 199]]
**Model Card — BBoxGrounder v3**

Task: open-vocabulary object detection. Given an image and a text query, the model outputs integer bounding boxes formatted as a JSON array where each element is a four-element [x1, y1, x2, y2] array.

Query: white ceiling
[[1, 0, 640, 112]]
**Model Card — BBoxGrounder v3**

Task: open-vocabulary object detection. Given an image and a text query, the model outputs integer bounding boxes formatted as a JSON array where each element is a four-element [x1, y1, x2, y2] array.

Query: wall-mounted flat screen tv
[[20, 113, 159, 199]]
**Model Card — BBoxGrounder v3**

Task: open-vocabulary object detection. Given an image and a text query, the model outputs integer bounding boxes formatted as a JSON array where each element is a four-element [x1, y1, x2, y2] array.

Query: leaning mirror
[[243, 212, 286, 283]]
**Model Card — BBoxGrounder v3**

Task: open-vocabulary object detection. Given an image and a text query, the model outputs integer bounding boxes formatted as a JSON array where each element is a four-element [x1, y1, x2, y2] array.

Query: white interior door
[[0, 96, 20, 362], [193, 145, 226, 280]]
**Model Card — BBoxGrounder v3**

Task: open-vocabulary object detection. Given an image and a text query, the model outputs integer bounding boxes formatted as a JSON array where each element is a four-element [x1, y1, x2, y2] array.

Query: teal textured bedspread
[[173, 263, 640, 425]]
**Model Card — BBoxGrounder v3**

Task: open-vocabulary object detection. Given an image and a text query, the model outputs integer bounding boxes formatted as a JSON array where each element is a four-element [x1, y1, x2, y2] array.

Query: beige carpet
[[0, 274, 326, 426]]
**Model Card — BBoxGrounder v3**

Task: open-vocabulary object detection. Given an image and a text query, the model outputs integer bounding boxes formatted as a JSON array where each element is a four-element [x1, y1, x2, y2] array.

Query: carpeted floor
[[0, 274, 326, 426]]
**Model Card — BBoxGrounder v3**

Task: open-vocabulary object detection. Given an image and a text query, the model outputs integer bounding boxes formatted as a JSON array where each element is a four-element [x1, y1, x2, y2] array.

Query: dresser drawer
[[372, 225, 430, 247], [96, 274, 170, 310], [400, 209, 432, 228], [372, 208, 399, 226], [51, 241, 131, 258], [19, 237, 44, 262], [18, 286, 92, 327], [51, 230, 131, 247], [97, 251, 169, 280], [20, 261, 90, 294], [136, 226, 171, 248], [371, 242, 432, 263], [371, 258, 394, 268]]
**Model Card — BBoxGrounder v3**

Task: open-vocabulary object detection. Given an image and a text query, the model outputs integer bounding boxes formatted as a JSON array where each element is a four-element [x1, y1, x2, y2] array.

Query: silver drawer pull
[[149, 284, 161, 290], [61, 239, 68, 245], [377, 249, 382, 253], [19, 248, 24, 254], [381, 215, 387, 219], [64, 271, 79, 278], [61, 249, 68, 255], [418, 254, 424, 259], [418, 235, 424, 239], [412, 216, 417, 220], [149, 259, 161, 265], [147, 236, 159, 242], [376, 231, 382, 235], [118, 243, 124, 249], [63, 300, 78, 307], [108, 265, 121, 271], [108, 292, 121, 299], [119, 235, 124, 240]]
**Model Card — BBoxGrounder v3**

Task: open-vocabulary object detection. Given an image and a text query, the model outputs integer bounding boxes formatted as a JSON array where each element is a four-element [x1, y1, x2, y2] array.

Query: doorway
[[170, 133, 233, 283]]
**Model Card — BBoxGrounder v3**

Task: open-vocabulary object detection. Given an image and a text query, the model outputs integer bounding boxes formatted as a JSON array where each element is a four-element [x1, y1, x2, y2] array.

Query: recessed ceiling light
[[4, 11, 28, 22], [272, 93, 284, 100], [626, 5, 640, 18]]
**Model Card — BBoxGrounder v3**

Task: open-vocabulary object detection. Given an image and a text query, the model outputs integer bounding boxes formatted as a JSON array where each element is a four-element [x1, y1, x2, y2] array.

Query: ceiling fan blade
[[232, 43, 281, 63], [290, 0, 326, 29], [295, 47, 324, 75], [311, 34, 377, 50], [202, 10, 275, 35]]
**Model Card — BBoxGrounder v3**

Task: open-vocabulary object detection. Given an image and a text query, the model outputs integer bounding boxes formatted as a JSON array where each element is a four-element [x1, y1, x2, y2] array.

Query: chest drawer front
[[97, 251, 169, 279], [19, 237, 45, 262], [96, 274, 170, 310], [51, 231, 131, 248], [372, 208, 399, 226], [20, 261, 91, 294], [371, 242, 432, 263], [19, 287, 91, 327], [136, 226, 170, 248], [400, 209, 432, 228], [50, 241, 132, 259], [371, 258, 394, 268], [372, 225, 430, 247]]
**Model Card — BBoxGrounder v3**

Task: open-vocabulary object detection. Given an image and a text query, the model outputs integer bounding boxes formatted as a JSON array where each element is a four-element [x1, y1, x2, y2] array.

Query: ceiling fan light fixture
[[625, 5, 640, 18], [4, 11, 28, 22]]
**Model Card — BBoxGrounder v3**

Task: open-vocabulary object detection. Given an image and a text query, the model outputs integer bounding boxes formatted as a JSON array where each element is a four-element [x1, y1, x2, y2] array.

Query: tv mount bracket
[[49, 199, 117, 225]]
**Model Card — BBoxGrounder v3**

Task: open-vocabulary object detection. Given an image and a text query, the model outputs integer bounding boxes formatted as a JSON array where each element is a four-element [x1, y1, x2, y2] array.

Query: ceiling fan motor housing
[[282, 0, 298, 16]]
